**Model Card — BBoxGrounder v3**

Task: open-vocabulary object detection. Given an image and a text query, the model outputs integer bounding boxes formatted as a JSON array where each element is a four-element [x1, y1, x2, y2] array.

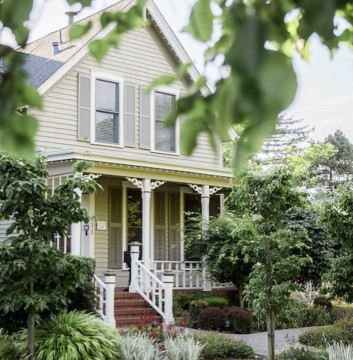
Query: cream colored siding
[[32, 26, 222, 170], [0, 220, 13, 243]]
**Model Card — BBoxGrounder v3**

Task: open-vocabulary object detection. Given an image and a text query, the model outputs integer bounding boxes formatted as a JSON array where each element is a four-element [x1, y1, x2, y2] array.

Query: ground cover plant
[[276, 346, 328, 360]]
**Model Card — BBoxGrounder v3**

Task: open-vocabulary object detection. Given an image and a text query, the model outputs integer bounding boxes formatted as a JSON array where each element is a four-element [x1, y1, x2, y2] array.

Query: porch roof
[[44, 148, 236, 188]]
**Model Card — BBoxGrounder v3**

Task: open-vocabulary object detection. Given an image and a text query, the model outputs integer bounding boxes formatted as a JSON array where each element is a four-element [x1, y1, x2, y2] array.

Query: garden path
[[182, 326, 325, 356]]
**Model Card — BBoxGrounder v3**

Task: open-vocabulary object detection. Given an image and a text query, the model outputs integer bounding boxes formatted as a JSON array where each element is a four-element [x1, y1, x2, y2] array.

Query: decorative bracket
[[126, 177, 143, 189], [188, 184, 222, 196], [126, 177, 165, 191], [188, 183, 202, 194], [210, 187, 222, 195]]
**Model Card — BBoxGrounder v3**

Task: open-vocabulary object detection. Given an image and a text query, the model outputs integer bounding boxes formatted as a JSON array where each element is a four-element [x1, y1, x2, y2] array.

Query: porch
[[46, 161, 234, 326]]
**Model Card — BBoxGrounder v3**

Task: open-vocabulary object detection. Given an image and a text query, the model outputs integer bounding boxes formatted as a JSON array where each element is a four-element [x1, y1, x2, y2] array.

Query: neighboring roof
[[18, 0, 206, 95], [19, 0, 132, 88]]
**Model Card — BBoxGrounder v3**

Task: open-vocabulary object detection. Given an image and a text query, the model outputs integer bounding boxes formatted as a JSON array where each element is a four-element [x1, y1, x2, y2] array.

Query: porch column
[[71, 188, 82, 256], [201, 185, 212, 291], [142, 179, 151, 270]]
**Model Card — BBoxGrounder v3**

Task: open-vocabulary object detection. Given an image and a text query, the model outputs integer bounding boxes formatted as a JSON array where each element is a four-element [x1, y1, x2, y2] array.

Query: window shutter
[[109, 188, 123, 269], [124, 83, 136, 147], [78, 73, 91, 141], [140, 86, 151, 149], [169, 192, 181, 261], [154, 191, 166, 260]]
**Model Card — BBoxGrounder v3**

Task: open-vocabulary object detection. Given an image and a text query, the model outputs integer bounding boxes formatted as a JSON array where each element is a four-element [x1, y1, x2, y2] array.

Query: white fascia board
[[147, 0, 211, 97]]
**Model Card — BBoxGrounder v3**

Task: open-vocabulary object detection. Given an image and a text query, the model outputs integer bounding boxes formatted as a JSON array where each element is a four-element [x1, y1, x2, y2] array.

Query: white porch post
[[104, 269, 116, 327], [142, 179, 151, 270], [162, 270, 175, 325], [71, 188, 82, 256], [129, 242, 141, 293], [201, 185, 212, 291]]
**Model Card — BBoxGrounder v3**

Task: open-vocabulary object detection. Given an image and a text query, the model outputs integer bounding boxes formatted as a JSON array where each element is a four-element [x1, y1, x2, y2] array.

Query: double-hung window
[[95, 79, 120, 145], [154, 91, 177, 153]]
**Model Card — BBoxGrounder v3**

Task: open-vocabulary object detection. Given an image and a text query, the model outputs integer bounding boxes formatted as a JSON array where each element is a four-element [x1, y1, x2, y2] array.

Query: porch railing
[[129, 242, 174, 325], [153, 260, 233, 290], [93, 272, 116, 327]]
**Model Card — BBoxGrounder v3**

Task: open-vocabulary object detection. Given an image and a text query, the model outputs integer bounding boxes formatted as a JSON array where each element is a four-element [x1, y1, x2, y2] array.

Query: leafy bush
[[276, 346, 328, 360], [253, 300, 333, 331], [313, 296, 333, 311], [174, 292, 210, 311], [203, 297, 229, 309], [164, 335, 205, 360], [0, 330, 21, 360], [0, 256, 96, 334], [299, 326, 348, 347], [189, 299, 208, 327], [225, 306, 252, 334], [198, 307, 225, 331], [120, 333, 159, 360], [195, 333, 255, 359], [19, 311, 121, 360]]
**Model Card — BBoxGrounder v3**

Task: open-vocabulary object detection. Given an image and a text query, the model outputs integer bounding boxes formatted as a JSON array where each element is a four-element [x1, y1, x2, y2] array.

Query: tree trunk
[[266, 308, 276, 360], [28, 282, 35, 360], [239, 285, 244, 308]]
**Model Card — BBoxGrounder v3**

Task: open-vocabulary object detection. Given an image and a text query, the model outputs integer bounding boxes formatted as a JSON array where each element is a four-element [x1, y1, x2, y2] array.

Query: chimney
[[65, 11, 78, 25], [52, 42, 59, 55]]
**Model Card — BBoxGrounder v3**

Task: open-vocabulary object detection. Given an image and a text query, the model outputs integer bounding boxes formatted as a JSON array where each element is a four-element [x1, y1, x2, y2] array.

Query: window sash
[[154, 91, 176, 153], [95, 79, 120, 144]]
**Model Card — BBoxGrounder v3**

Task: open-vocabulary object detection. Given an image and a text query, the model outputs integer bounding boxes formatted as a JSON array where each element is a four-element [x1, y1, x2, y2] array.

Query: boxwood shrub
[[299, 326, 348, 347], [195, 333, 255, 359]]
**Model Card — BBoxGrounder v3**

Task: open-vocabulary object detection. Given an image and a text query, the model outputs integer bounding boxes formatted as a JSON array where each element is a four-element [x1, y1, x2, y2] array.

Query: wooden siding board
[[34, 26, 221, 169]]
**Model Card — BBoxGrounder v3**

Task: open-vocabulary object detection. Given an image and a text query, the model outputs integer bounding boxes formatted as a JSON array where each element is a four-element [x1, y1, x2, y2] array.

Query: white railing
[[94, 274, 106, 320], [153, 261, 202, 289], [51, 233, 71, 254], [135, 259, 167, 316], [93, 272, 116, 327], [129, 242, 174, 325], [153, 260, 232, 290]]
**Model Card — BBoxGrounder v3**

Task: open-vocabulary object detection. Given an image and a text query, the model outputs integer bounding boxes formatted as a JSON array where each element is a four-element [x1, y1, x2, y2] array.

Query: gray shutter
[[78, 73, 91, 141], [154, 191, 166, 260], [140, 86, 151, 149], [124, 83, 136, 147], [169, 192, 181, 261], [109, 188, 123, 269]]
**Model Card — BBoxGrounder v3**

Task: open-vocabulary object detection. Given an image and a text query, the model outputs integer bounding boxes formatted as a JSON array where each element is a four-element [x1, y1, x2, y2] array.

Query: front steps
[[114, 291, 162, 327]]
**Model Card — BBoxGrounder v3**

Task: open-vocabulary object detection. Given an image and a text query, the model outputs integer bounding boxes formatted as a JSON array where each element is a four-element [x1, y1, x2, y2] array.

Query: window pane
[[95, 112, 119, 144], [155, 92, 176, 152], [96, 79, 118, 112]]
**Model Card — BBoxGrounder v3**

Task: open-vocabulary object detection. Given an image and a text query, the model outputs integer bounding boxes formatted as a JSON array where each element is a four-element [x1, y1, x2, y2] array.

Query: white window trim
[[151, 86, 180, 156], [90, 71, 125, 148]]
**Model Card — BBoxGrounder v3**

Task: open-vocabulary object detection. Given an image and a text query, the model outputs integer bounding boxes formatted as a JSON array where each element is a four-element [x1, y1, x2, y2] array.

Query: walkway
[[184, 326, 320, 356]]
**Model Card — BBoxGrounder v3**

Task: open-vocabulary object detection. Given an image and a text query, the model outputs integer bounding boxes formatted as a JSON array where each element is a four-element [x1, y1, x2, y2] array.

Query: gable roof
[[19, 0, 205, 95]]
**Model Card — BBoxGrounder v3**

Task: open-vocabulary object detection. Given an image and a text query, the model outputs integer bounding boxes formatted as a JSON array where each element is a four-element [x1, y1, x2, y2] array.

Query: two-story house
[[2, 0, 234, 326]]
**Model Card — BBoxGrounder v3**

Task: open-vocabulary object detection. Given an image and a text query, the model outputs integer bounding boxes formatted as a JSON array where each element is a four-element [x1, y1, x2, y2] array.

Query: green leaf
[[69, 22, 92, 41], [88, 40, 110, 62], [66, 0, 93, 7], [145, 75, 177, 92], [183, 0, 213, 42], [0, 0, 33, 46]]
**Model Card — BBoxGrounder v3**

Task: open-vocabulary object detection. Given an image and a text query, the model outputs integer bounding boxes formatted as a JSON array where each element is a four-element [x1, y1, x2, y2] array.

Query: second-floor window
[[95, 79, 120, 145], [154, 91, 176, 153]]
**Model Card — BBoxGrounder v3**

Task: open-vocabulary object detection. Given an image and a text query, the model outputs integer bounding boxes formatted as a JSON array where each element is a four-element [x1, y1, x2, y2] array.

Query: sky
[[1, 0, 353, 142]]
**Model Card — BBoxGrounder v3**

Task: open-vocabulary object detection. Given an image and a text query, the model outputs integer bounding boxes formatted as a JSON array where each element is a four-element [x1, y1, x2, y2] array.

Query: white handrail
[[153, 260, 232, 289], [134, 258, 167, 318], [94, 274, 106, 320]]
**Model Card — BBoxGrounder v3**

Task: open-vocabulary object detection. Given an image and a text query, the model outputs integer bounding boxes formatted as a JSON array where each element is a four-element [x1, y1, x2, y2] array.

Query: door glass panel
[[127, 189, 142, 244]]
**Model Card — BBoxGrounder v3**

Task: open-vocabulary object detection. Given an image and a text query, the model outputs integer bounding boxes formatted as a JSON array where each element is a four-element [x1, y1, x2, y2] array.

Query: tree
[[253, 114, 312, 166], [318, 130, 353, 188], [321, 185, 353, 301], [0, 153, 99, 359], [2, 0, 353, 172], [184, 214, 254, 307], [226, 169, 310, 360]]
